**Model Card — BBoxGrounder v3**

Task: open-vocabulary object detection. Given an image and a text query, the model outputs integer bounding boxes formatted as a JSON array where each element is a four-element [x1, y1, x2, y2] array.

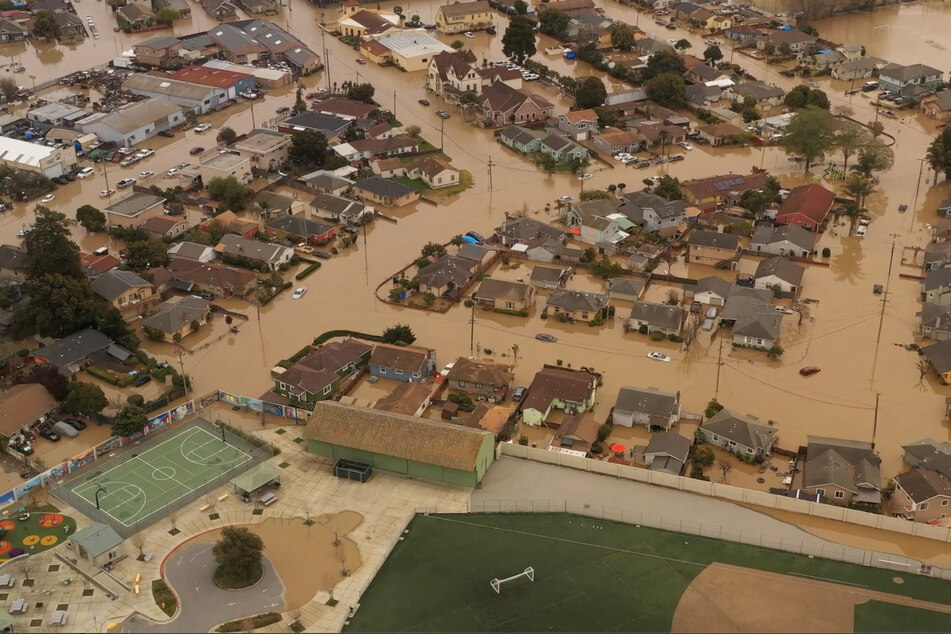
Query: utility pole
[[392, 90, 396, 117], [177, 351, 189, 396], [440, 116, 446, 150], [872, 392, 879, 447], [487, 156, 493, 191], [362, 219, 369, 286], [875, 234, 900, 344], [714, 337, 723, 399], [911, 158, 927, 231], [469, 304, 475, 355]]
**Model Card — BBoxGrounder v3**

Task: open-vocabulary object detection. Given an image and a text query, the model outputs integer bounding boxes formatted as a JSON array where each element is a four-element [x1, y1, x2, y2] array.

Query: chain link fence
[[464, 498, 950, 582], [50, 419, 273, 539]]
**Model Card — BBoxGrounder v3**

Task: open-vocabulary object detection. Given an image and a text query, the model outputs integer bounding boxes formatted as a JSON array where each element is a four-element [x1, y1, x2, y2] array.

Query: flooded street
[[0, 2, 949, 485]]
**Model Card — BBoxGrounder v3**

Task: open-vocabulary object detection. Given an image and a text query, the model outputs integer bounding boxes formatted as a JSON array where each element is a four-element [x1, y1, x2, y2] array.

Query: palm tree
[[842, 173, 873, 211], [927, 129, 951, 182]]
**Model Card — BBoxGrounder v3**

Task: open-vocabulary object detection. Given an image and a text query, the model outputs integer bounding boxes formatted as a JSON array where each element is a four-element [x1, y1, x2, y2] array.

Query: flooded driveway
[[0, 1, 949, 482]]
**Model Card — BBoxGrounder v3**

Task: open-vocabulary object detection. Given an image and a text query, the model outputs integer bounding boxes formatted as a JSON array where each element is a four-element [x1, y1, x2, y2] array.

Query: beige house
[[435, 0, 493, 34], [335, 2, 400, 38], [199, 152, 253, 185], [90, 269, 160, 320], [411, 157, 459, 189], [686, 229, 740, 266], [141, 215, 188, 240], [445, 357, 514, 403], [104, 193, 167, 229], [521, 366, 598, 426], [142, 295, 211, 342], [230, 129, 292, 172], [893, 469, 951, 523], [472, 278, 535, 313]]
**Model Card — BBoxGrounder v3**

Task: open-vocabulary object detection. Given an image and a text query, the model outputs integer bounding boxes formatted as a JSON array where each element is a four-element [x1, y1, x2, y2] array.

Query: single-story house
[[352, 177, 420, 207], [141, 295, 211, 343], [750, 224, 816, 258], [686, 229, 740, 266], [699, 408, 777, 458], [0, 383, 57, 442], [753, 256, 804, 295], [550, 413, 600, 455], [613, 386, 681, 430], [628, 301, 684, 336], [472, 278, 535, 313], [774, 184, 835, 232], [445, 357, 514, 403], [545, 289, 609, 323], [368, 343, 436, 383], [605, 277, 645, 302], [265, 215, 335, 244], [643, 431, 690, 476], [521, 366, 598, 426], [529, 265, 568, 289], [804, 435, 881, 505]]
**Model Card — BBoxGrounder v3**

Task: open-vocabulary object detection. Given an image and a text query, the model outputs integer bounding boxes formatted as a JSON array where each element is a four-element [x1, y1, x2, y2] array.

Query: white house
[[753, 256, 804, 294]]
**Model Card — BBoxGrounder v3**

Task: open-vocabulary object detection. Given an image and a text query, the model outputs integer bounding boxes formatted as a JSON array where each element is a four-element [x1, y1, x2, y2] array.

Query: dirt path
[[174, 511, 363, 610], [672, 562, 951, 633]]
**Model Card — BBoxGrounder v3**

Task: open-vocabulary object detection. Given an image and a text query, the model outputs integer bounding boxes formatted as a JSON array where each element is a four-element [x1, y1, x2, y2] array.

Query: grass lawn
[[152, 579, 178, 617], [344, 513, 951, 633], [854, 600, 951, 632], [394, 170, 473, 198]]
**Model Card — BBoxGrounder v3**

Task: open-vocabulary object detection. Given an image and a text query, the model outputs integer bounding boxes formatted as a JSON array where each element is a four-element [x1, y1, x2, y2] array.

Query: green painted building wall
[[307, 435, 495, 487]]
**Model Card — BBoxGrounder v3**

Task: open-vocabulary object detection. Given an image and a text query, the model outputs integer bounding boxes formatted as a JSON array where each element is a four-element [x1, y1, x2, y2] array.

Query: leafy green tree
[[841, 173, 874, 211], [96, 305, 140, 351], [124, 238, 170, 270], [421, 242, 446, 258], [692, 445, 715, 467], [784, 85, 830, 111], [31, 9, 59, 38], [23, 207, 83, 280], [208, 176, 250, 212], [34, 363, 69, 400], [653, 175, 684, 201], [393, 5, 403, 16], [927, 127, 951, 182], [213, 527, 264, 585], [574, 76, 607, 109], [675, 38, 691, 51], [852, 138, 894, 178], [738, 189, 770, 218], [0, 77, 18, 102], [216, 126, 238, 145], [63, 381, 108, 417], [345, 82, 375, 103], [293, 84, 306, 114], [610, 22, 635, 51], [539, 153, 558, 173], [538, 8, 569, 40], [767, 344, 784, 359], [289, 130, 329, 170], [502, 16, 536, 62], [645, 73, 686, 109], [112, 404, 148, 438], [834, 125, 870, 173], [451, 39, 464, 50], [76, 205, 106, 232], [381, 324, 416, 346], [156, 7, 179, 23], [780, 107, 835, 172], [703, 44, 723, 63], [513, 0, 528, 13], [588, 256, 624, 278], [643, 49, 686, 81]]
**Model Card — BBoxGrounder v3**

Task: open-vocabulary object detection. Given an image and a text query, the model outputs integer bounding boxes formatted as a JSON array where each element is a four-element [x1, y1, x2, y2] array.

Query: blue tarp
[[460, 235, 478, 244], [818, 49, 834, 54], [779, 25, 792, 30]]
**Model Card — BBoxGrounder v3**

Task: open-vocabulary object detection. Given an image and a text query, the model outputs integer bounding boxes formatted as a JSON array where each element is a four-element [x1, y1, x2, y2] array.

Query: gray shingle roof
[[702, 408, 776, 453], [732, 81, 784, 101], [34, 329, 114, 370], [141, 296, 210, 334], [750, 224, 816, 252], [688, 229, 740, 250], [645, 431, 690, 462], [614, 386, 678, 418], [266, 214, 334, 239], [754, 256, 805, 287], [546, 289, 609, 313], [354, 177, 417, 199], [805, 435, 881, 495], [732, 309, 782, 340], [90, 269, 152, 301], [924, 338, 951, 375], [894, 468, 951, 504], [473, 278, 532, 303], [685, 275, 731, 300], [620, 190, 686, 221], [629, 301, 684, 331]]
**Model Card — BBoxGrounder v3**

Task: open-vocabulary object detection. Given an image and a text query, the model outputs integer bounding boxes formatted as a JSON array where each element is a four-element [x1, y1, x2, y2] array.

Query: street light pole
[[911, 158, 927, 231]]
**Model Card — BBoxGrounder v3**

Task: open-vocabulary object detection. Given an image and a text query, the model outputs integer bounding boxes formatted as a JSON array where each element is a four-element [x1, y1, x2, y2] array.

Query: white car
[[648, 352, 671, 362], [667, 38, 678, 44], [99, 189, 116, 198], [291, 287, 307, 299], [136, 148, 154, 158], [859, 217, 870, 226], [856, 225, 867, 237], [679, 141, 694, 151], [523, 73, 540, 81], [557, 195, 573, 202], [577, 173, 593, 180], [40, 194, 55, 204], [614, 153, 633, 162], [646, 175, 662, 185], [463, 31, 475, 38], [116, 178, 136, 189], [139, 170, 154, 178], [194, 123, 212, 133], [76, 167, 95, 179]]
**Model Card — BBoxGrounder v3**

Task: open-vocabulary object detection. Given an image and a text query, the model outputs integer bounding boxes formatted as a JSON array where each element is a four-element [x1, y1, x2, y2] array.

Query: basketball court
[[64, 423, 252, 528]]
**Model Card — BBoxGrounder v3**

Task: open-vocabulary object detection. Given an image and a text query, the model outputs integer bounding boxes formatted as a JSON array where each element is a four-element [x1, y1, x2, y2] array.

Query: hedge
[[493, 308, 529, 317], [216, 613, 281, 632], [86, 364, 133, 387], [295, 262, 321, 281], [313, 329, 385, 346]]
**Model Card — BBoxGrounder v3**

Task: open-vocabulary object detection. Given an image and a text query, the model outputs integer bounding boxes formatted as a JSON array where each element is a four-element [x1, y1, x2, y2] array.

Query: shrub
[[591, 441, 603, 454], [650, 331, 665, 341], [639, 324, 649, 334], [822, 247, 831, 257], [689, 464, 709, 480], [518, 435, 529, 446], [596, 423, 612, 442], [86, 365, 120, 386], [295, 262, 321, 280], [668, 334, 683, 343], [704, 398, 723, 418]]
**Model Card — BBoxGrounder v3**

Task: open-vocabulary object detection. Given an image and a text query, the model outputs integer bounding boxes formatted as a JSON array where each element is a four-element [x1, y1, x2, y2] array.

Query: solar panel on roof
[[714, 177, 744, 191]]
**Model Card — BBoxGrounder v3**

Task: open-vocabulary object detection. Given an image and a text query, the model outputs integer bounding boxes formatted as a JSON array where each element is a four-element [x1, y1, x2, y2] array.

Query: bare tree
[[917, 357, 930, 387], [719, 461, 732, 482], [131, 533, 146, 558]]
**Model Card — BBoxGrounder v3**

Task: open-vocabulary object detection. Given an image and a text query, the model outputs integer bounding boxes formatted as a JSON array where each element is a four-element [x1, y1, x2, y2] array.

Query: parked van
[[52, 421, 79, 438], [863, 81, 879, 92], [92, 246, 108, 256]]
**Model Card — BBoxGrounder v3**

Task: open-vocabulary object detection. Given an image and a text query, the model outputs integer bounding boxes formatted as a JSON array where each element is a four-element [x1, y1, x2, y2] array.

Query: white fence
[[499, 444, 951, 544]]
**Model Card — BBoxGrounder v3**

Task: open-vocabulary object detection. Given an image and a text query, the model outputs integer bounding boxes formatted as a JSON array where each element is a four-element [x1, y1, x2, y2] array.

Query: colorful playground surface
[[0, 508, 76, 562]]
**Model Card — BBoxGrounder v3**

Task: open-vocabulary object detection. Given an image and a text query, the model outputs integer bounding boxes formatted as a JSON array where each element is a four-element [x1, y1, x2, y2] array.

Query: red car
[[356, 58, 367, 65], [799, 366, 821, 377]]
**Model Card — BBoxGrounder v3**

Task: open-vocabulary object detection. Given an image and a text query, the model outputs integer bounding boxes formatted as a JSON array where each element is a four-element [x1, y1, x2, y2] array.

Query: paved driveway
[[122, 542, 285, 633]]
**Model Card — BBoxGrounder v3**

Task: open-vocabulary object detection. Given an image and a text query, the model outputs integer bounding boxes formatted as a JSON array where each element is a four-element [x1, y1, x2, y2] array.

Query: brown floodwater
[[172, 512, 363, 610], [1, 2, 950, 487]]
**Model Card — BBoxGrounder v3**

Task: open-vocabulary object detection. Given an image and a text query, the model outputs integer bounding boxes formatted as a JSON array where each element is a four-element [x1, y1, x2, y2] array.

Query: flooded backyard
[[0, 0, 947, 505]]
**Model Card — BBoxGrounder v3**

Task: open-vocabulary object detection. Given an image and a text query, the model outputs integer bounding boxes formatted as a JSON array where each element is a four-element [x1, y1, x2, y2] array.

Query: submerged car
[[648, 352, 670, 362], [535, 333, 558, 342], [799, 366, 821, 376]]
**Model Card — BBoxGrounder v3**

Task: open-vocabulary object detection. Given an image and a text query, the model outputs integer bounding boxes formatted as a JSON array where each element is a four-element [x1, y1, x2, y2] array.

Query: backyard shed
[[304, 401, 495, 487]]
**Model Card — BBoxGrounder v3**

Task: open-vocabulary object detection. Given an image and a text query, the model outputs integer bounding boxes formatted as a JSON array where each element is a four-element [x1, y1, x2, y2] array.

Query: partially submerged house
[[521, 366, 597, 426], [699, 408, 777, 458], [804, 435, 881, 505], [612, 386, 681, 430]]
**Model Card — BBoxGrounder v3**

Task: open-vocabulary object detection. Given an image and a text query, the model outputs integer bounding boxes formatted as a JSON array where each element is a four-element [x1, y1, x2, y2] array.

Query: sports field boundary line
[[787, 571, 869, 588], [423, 515, 930, 602]]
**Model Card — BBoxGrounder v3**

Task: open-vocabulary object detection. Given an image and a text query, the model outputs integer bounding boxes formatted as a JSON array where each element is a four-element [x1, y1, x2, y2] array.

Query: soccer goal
[[490, 567, 534, 594]]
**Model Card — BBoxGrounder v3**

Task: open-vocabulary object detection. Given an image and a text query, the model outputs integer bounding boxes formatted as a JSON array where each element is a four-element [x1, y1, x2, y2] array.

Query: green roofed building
[[304, 401, 495, 487], [230, 461, 282, 495], [67, 522, 123, 567]]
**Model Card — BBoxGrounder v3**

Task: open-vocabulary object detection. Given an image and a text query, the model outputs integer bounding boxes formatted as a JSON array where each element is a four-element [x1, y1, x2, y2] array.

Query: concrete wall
[[498, 443, 951, 547]]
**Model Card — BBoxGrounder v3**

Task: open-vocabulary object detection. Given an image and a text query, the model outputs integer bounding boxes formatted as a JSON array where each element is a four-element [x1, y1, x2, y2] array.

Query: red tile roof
[[776, 184, 835, 224], [169, 65, 253, 88]]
